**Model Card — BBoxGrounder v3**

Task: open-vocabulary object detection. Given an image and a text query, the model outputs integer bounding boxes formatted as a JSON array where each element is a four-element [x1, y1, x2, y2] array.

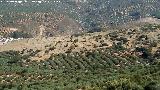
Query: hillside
[[0, 13, 83, 38], [1, 0, 160, 89], [0, 23, 160, 89], [1, 0, 160, 37], [1, 22, 160, 60]]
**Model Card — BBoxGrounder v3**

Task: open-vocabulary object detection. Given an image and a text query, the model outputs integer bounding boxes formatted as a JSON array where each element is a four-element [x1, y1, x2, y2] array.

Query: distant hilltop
[[0, 0, 61, 3], [71, 0, 87, 3], [0, 0, 87, 3]]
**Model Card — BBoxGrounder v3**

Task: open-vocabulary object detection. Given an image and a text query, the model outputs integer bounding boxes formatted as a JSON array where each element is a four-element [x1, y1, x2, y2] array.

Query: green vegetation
[[0, 46, 160, 90], [0, 1, 160, 89], [141, 24, 160, 31], [9, 31, 32, 39], [152, 11, 160, 19]]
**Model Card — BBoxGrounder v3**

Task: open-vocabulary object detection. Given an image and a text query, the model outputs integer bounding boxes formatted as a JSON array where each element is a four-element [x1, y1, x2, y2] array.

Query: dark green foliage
[[144, 82, 160, 90], [152, 11, 160, 19], [0, 47, 160, 89], [116, 37, 128, 44], [109, 32, 118, 38], [9, 31, 32, 39], [141, 24, 160, 31], [135, 47, 153, 62], [154, 49, 160, 59]]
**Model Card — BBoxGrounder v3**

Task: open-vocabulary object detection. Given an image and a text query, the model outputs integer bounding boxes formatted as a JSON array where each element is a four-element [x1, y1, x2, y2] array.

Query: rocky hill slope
[[1, 22, 160, 61]]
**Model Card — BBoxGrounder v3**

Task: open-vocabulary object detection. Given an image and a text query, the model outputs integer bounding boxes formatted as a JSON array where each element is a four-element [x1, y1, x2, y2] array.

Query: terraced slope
[[0, 46, 160, 89]]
